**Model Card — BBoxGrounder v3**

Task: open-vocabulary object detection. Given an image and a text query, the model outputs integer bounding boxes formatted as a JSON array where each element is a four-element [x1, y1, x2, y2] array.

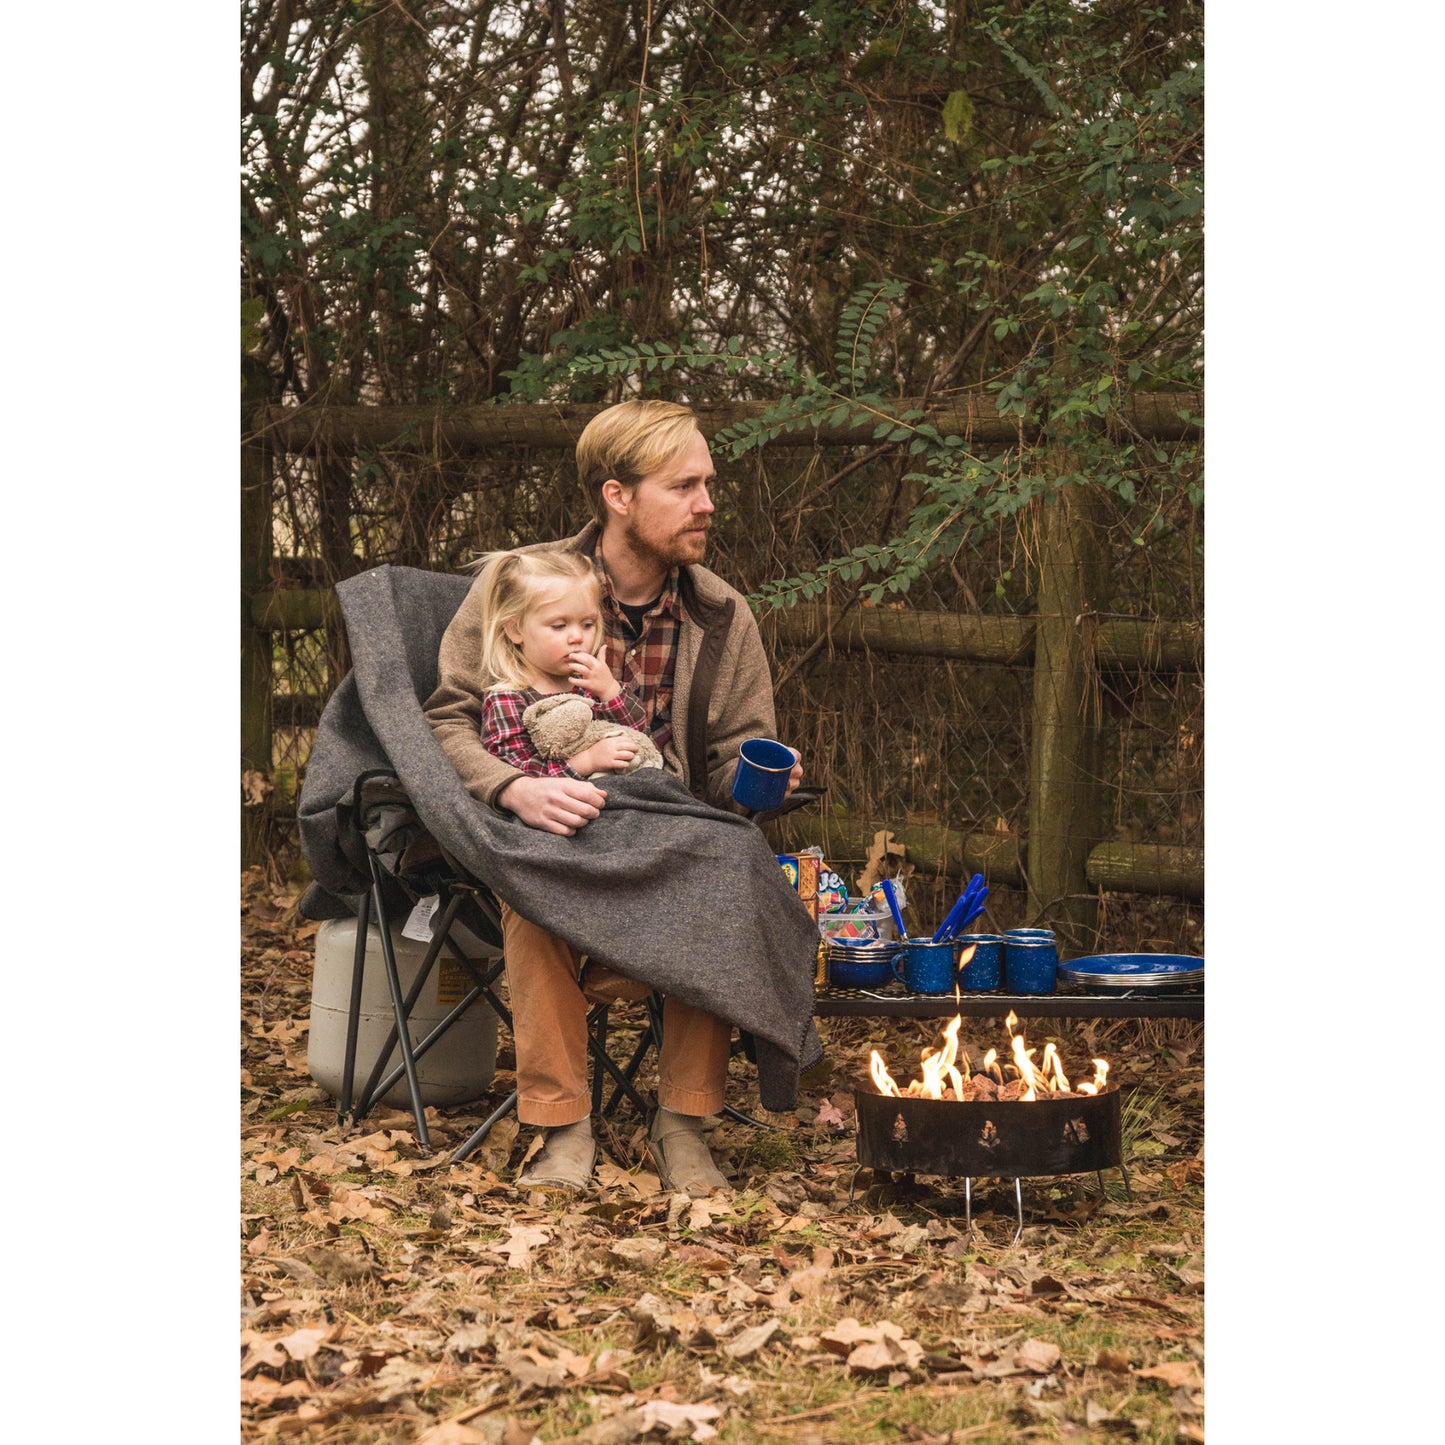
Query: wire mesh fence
[[249, 430, 1201, 956]]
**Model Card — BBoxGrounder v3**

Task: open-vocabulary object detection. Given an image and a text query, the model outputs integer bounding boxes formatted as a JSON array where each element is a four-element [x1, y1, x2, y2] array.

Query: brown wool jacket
[[423, 522, 778, 814]]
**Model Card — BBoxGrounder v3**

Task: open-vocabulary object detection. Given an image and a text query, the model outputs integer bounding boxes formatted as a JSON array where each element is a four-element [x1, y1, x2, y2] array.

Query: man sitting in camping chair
[[425, 399, 805, 1196]]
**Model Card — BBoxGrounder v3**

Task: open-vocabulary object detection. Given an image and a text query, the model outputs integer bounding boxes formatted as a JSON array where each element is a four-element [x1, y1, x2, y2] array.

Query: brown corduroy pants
[[500, 902, 732, 1126]]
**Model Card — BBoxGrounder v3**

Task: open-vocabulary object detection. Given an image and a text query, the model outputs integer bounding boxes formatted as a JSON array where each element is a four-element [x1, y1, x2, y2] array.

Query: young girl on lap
[[468, 549, 646, 778]]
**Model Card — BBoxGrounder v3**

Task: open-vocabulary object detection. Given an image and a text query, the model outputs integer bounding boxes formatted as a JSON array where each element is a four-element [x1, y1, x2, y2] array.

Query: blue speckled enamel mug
[[892, 940, 959, 995], [1004, 930, 1058, 994], [957, 933, 1005, 991], [731, 738, 795, 811]]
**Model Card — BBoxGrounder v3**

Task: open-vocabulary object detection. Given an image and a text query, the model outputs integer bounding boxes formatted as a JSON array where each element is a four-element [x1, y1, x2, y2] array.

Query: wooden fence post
[[241, 356, 274, 865], [1026, 479, 1110, 954]]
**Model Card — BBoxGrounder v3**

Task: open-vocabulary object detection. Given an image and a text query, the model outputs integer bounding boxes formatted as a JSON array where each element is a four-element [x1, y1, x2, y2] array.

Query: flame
[[1010, 1032, 1040, 1100], [916, 1015, 964, 1099], [1006, 1012, 1048, 1100], [869, 1015, 1109, 1104], [869, 1049, 902, 1097]]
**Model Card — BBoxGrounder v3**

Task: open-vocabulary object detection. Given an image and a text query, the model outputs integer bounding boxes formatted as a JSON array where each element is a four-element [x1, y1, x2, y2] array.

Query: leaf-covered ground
[[242, 868, 1203, 1444]]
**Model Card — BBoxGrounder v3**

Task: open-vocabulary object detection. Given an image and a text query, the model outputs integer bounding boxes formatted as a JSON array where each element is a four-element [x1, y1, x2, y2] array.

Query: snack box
[[776, 853, 821, 921]]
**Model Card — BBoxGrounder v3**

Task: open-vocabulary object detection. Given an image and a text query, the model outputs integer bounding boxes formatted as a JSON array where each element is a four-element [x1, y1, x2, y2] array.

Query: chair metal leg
[[366, 982, 485, 1106], [602, 1026, 657, 1119], [367, 858, 431, 1150], [590, 1006, 609, 1117], [338, 888, 371, 1124], [722, 1102, 776, 1130], [355, 917, 509, 1135], [585, 1003, 653, 1120], [355, 888, 466, 1116], [459, 956, 512, 1031], [450, 1088, 520, 1164]]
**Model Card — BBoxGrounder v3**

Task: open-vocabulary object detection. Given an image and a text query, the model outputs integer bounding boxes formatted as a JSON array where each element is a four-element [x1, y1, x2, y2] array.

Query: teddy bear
[[521, 692, 664, 779]]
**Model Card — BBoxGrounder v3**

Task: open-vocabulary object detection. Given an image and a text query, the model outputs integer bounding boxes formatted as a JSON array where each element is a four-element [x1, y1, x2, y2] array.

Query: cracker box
[[776, 853, 821, 922]]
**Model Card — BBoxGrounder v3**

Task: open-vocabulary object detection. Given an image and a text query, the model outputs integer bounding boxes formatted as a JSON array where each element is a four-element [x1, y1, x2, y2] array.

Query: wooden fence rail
[[249, 587, 1202, 673], [778, 805, 1203, 900]]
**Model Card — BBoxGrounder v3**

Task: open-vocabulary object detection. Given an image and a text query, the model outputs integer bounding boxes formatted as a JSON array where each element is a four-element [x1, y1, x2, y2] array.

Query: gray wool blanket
[[297, 565, 822, 1112]]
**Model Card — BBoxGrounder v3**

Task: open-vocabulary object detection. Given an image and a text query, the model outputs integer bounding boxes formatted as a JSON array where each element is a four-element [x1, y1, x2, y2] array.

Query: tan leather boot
[[648, 1109, 729, 1195], [515, 1118, 597, 1192]]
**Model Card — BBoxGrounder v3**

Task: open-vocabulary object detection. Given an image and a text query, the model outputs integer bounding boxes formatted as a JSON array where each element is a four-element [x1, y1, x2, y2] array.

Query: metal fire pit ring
[[851, 1083, 1130, 1241]]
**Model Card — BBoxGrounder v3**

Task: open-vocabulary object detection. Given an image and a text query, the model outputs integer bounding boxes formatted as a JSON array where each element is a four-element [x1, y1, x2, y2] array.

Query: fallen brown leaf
[[277, 1326, 330, 1362], [1136, 1359, 1203, 1389], [723, 1317, 782, 1361], [239, 1377, 312, 1407], [686, 1196, 733, 1231], [610, 1237, 667, 1269], [500, 1347, 567, 1392], [410, 1424, 494, 1445], [674, 1244, 732, 1273], [501, 1225, 550, 1270], [1014, 1337, 1062, 1374]]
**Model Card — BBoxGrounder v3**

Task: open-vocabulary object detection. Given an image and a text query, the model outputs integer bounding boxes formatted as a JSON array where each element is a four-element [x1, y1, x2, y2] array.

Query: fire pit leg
[[847, 1165, 864, 1205], [1118, 1160, 1133, 1201], [961, 1177, 1023, 1243]]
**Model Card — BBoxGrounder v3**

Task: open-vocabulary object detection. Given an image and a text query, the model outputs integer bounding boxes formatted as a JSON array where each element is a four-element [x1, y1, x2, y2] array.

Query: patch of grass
[[733, 1129, 803, 1172], [263, 1099, 311, 1121], [1120, 1081, 1179, 1157]]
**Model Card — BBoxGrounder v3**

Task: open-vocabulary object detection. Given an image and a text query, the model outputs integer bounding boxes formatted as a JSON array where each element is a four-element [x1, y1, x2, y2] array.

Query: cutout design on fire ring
[[978, 1119, 999, 1150], [1063, 1118, 1091, 1145], [892, 1113, 908, 1142]]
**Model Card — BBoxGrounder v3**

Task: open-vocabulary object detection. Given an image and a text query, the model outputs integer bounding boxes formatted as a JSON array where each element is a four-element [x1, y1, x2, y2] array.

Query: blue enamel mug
[[731, 738, 795, 812], [1004, 929, 1058, 994], [893, 939, 959, 995], [957, 933, 1005, 991]]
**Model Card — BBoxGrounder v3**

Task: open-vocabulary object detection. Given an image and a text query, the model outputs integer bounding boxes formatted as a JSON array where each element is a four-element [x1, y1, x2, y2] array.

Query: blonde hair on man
[[470, 548, 602, 692], [575, 399, 700, 525]]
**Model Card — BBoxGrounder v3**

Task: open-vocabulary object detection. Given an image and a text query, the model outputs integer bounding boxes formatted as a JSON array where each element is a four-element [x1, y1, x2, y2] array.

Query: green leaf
[[941, 89, 975, 144]]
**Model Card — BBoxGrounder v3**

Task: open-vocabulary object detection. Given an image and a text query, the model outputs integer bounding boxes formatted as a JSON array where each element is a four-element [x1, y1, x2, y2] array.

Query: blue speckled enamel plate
[[1062, 953, 1203, 976]]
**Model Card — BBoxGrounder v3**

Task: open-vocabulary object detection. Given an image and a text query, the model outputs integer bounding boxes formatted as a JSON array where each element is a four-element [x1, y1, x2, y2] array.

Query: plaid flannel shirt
[[592, 545, 680, 754], [480, 686, 648, 778]]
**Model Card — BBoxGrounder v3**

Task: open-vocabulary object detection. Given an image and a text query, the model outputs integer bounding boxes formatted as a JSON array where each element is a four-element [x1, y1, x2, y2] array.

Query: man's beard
[[624, 516, 710, 569]]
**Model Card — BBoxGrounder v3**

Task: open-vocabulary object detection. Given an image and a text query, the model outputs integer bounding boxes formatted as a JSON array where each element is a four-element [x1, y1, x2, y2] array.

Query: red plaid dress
[[480, 686, 647, 778]]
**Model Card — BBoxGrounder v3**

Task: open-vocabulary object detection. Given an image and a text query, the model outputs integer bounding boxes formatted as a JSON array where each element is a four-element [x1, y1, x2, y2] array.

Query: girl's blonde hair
[[471, 548, 603, 691]]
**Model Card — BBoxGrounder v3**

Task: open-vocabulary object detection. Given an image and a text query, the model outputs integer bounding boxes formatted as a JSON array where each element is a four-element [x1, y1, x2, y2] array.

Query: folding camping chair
[[333, 769, 666, 1160], [300, 563, 822, 1167]]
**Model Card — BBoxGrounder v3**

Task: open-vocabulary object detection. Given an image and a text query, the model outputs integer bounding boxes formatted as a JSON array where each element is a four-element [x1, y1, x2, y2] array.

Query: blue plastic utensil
[[931, 879, 976, 942], [948, 899, 988, 937], [932, 874, 988, 942], [878, 878, 909, 940]]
